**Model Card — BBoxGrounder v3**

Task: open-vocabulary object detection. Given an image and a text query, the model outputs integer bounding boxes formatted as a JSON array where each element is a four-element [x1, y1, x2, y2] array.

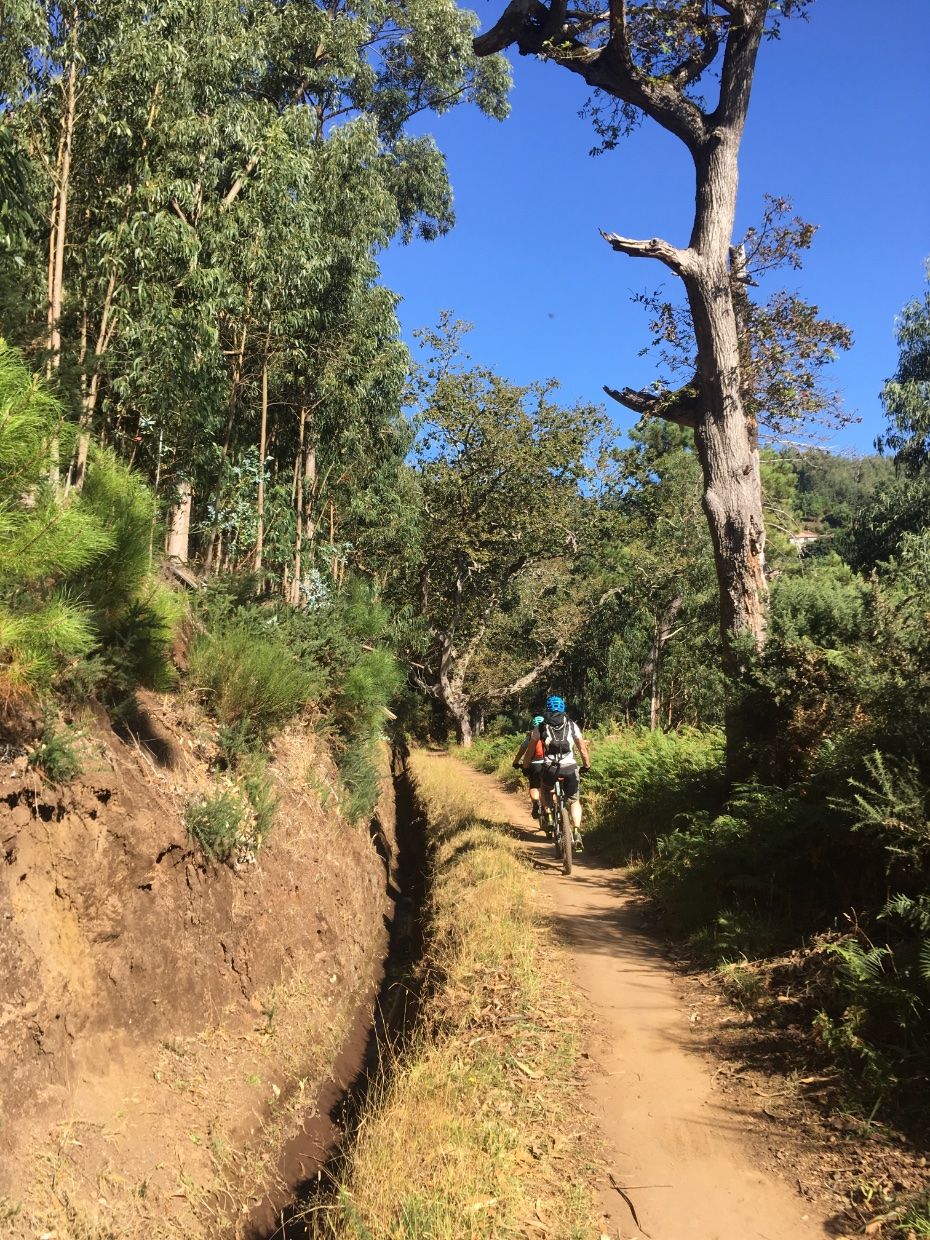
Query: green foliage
[[0, 341, 102, 699], [770, 556, 869, 648], [0, 340, 182, 708], [185, 760, 278, 862], [191, 578, 401, 821], [188, 624, 316, 749], [840, 753, 930, 871], [583, 729, 726, 863], [27, 716, 84, 783], [0, 0, 511, 595], [897, 1196, 930, 1239], [784, 447, 892, 537], [239, 759, 278, 844], [395, 319, 609, 734], [67, 449, 184, 699], [185, 788, 250, 863], [848, 267, 930, 569]]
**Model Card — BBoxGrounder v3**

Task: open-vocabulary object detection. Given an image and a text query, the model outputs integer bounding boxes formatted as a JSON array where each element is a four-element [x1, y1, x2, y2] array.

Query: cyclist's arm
[[575, 728, 591, 769]]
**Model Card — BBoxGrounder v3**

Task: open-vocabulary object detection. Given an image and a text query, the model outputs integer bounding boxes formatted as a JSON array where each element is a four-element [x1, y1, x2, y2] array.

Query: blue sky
[[381, 0, 930, 455]]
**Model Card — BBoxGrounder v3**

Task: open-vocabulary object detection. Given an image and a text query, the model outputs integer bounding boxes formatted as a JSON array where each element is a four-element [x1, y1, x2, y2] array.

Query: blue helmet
[[546, 695, 565, 713], [531, 714, 544, 726]]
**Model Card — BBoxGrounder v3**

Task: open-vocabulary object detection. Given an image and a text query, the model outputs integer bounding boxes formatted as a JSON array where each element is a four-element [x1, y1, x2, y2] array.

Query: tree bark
[[255, 350, 269, 575], [165, 480, 192, 563], [472, 0, 771, 774], [47, 50, 77, 382]]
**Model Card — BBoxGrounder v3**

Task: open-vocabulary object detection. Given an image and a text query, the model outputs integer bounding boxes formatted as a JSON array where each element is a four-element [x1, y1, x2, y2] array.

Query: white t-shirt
[[528, 719, 583, 770]]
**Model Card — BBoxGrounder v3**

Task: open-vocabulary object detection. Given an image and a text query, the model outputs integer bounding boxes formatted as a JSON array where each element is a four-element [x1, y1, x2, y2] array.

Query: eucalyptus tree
[[470, 0, 843, 766], [402, 322, 608, 743], [1, 0, 510, 584]]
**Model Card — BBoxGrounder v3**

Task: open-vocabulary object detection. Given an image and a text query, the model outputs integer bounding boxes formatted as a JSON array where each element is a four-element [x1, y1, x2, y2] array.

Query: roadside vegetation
[[305, 749, 597, 1239]]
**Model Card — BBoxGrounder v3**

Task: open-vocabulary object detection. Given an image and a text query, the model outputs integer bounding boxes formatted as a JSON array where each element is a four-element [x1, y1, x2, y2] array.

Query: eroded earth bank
[[0, 695, 402, 1238]]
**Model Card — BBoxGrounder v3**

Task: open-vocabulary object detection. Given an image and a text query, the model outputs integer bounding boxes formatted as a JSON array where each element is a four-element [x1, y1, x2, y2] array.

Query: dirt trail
[[462, 761, 832, 1240]]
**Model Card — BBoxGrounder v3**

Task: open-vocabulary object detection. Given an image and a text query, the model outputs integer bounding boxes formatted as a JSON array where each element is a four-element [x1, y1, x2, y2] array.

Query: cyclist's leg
[[562, 770, 583, 842], [540, 766, 557, 819], [528, 763, 543, 818]]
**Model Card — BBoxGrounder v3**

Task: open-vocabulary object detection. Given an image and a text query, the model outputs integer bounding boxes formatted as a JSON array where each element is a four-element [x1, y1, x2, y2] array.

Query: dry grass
[[303, 749, 599, 1240]]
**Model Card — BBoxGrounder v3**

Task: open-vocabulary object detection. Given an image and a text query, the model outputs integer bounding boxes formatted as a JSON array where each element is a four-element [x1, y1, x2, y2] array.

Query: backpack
[[540, 711, 572, 758]]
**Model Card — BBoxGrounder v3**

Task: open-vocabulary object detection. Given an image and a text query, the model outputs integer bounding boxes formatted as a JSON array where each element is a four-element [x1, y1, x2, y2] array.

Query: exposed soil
[[246, 751, 428, 1240], [463, 761, 929, 1240], [0, 693, 399, 1237]]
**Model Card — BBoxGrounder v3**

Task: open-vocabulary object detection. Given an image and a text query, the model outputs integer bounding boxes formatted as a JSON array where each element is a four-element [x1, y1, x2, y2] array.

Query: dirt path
[[463, 762, 833, 1240]]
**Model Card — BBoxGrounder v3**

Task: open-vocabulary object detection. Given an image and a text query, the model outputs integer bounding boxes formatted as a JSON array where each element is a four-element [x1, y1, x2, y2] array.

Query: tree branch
[[484, 643, 565, 703], [600, 229, 694, 275], [602, 380, 701, 429], [473, 0, 542, 55], [711, 0, 766, 131]]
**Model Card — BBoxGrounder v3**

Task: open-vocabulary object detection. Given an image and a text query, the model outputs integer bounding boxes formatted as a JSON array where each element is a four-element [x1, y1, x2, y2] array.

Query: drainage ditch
[[246, 750, 428, 1240]]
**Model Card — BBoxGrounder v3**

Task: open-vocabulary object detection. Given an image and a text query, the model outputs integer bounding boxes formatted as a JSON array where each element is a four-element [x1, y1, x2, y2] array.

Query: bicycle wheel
[[560, 804, 573, 875]]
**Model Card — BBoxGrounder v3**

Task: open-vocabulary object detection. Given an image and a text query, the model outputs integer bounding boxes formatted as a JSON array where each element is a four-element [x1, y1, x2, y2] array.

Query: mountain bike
[[540, 771, 574, 876]]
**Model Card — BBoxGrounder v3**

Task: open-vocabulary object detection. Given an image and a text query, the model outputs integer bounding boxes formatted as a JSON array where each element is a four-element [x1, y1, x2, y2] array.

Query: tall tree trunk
[[166, 480, 192, 563], [685, 120, 768, 663], [454, 706, 473, 748], [254, 351, 269, 575], [71, 269, 119, 491], [687, 124, 768, 778], [205, 311, 250, 573], [45, 37, 78, 486], [649, 616, 662, 733]]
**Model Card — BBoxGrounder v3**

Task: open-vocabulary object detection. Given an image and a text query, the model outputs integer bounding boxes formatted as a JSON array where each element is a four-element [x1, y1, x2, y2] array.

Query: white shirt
[[527, 719, 583, 770]]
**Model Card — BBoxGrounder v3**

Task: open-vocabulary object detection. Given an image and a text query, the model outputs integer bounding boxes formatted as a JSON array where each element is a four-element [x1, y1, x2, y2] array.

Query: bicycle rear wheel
[[560, 805, 573, 875]]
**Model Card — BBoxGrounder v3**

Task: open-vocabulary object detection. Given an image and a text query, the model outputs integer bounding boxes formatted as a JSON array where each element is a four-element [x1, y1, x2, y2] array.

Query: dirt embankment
[[0, 692, 398, 1238]]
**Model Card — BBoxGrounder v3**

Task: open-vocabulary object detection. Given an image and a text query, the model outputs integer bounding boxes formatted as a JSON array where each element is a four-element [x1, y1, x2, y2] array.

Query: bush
[[185, 788, 249, 861], [583, 728, 726, 863], [0, 341, 184, 710], [188, 624, 316, 747], [189, 579, 402, 821], [27, 716, 84, 783], [0, 341, 106, 701], [239, 759, 278, 843], [67, 449, 184, 699]]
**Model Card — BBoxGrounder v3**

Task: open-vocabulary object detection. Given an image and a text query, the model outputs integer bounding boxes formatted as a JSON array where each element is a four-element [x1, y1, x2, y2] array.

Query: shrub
[[67, 448, 184, 699], [188, 624, 316, 746], [583, 728, 726, 863], [27, 716, 83, 783], [239, 760, 278, 843], [185, 788, 249, 862], [0, 342, 184, 710]]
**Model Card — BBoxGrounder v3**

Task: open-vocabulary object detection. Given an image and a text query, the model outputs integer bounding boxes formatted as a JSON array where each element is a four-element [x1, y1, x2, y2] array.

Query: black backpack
[[540, 711, 571, 757]]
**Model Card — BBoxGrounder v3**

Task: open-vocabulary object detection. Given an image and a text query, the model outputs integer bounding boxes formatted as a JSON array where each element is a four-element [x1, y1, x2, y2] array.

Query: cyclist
[[528, 695, 590, 849], [512, 715, 546, 821]]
